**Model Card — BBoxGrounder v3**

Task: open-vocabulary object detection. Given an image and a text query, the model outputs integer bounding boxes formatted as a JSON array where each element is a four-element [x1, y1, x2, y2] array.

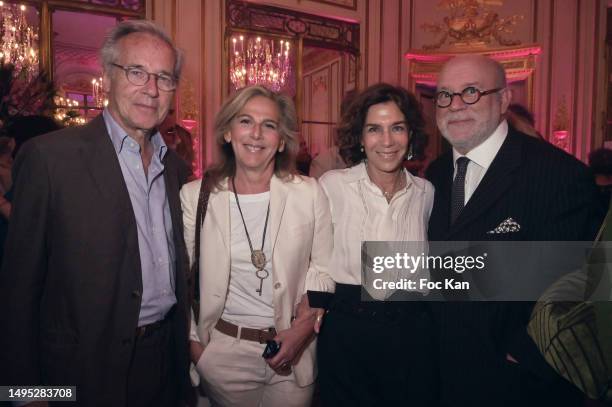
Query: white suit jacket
[[180, 174, 335, 386]]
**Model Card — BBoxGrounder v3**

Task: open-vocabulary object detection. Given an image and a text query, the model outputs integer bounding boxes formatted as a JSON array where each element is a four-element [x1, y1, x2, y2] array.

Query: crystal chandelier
[[0, 2, 39, 78], [91, 77, 108, 108], [229, 34, 293, 94]]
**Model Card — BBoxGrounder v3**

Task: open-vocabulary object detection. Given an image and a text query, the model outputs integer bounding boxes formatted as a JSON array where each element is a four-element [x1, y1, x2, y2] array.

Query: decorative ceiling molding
[[54, 41, 99, 67], [420, 0, 524, 50], [405, 45, 541, 87]]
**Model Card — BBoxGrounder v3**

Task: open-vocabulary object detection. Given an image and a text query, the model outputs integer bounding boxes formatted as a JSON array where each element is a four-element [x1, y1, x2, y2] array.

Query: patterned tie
[[451, 156, 470, 224]]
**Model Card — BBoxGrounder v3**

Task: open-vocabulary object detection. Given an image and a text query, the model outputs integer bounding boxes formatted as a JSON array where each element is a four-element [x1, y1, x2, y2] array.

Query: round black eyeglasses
[[435, 86, 502, 108]]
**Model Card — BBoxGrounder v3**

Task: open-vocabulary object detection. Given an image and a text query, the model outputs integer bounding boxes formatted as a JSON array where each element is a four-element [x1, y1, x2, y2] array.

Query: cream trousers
[[195, 328, 314, 407]]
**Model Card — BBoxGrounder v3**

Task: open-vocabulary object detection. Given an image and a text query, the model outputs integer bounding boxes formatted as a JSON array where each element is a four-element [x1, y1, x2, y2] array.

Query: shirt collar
[[453, 119, 508, 170], [347, 161, 424, 193], [103, 109, 168, 160]]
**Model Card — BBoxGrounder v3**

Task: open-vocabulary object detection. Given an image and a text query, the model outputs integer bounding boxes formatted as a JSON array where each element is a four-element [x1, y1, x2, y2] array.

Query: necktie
[[451, 156, 470, 224]]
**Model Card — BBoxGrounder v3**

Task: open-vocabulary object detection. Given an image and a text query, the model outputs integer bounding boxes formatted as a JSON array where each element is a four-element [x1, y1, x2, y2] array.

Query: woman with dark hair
[[180, 85, 333, 406], [317, 83, 437, 406]]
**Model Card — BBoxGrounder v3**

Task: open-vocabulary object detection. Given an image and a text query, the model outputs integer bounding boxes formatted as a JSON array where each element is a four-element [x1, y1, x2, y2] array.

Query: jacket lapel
[[78, 115, 141, 283], [80, 116, 133, 215], [448, 129, 522, 239], [269, 175, 288, 255], [429, 153, 454, 239], [207, 179, 231, 251], [163, 154, 183, 242]]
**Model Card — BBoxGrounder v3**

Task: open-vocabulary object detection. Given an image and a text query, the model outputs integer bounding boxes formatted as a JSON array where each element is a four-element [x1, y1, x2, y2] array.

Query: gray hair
[[100, 20, 183, 79]]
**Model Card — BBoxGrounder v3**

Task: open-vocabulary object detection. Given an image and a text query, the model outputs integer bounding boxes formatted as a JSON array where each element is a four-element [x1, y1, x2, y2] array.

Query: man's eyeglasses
[[435, 86, 502, 108], [111, 63, 177, 92]]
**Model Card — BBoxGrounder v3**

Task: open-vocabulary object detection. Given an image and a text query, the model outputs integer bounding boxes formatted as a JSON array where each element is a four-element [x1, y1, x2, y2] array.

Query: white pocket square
[[487, 217, 521, 234]]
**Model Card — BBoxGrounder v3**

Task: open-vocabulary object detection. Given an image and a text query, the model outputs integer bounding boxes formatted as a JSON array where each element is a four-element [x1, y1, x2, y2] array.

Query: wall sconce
[[181, 118, 197, 132]]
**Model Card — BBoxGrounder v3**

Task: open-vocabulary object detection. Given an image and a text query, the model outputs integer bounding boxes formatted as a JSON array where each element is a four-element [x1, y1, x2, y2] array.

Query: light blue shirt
[[103, 110, 176, 326]]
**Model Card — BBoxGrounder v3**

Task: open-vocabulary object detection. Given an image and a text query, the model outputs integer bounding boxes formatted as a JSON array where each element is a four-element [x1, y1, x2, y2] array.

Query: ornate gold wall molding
[[420, 0, 524, 50]]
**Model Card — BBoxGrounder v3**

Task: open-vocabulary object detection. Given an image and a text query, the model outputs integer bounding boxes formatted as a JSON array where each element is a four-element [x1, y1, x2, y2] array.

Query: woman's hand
[[189, 340, 205, 365], [266, 318, 314, 375], [265, 294, 324, 375]]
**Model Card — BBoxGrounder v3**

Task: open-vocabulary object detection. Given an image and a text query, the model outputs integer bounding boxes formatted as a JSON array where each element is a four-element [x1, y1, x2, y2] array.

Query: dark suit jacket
[[426, 127, 606, 407], [0, 116, 191, 406]]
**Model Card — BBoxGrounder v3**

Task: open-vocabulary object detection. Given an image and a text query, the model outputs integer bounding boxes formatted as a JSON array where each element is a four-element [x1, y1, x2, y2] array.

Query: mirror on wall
[[0, 0, 145, 124], [301, 47, 344, 159], [52, 10, 119, 122], [225, 0, 360, 169]]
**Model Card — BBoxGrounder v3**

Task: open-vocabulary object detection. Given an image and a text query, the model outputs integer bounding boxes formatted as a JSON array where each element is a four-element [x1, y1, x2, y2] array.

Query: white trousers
[[195, 328, 314, 407]]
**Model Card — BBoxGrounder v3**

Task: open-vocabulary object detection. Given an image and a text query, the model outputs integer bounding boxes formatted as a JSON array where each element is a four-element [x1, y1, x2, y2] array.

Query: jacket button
[[274, 282, 281, 289], [132, 290, 141, 299]]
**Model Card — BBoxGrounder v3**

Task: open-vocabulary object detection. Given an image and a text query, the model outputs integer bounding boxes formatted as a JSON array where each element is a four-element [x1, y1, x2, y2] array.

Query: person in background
[[0, 20, 191, 406], [160, 108, 196, 177], [507, 103, 543, 140], [0, 115, 62, 267], [181, 85, 333, 406], [589, 147, 612, 204], [0, 136, 15, 206], [295, 136, 312, 175], [308, 91, 357, 179], [0, 137, 14, 197], [316, 83, 437, 406]]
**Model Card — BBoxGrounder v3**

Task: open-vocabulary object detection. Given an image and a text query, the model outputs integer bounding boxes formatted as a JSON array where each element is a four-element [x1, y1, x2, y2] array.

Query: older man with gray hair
[[0, 20, 191, 406]]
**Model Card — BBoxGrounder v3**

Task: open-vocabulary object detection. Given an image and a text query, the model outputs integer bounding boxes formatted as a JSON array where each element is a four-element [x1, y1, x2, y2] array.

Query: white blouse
[[319, 162, 434, 294]]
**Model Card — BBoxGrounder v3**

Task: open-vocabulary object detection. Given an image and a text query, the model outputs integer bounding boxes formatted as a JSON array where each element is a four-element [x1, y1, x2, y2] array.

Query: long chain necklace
[[231, 177, 271, 296]]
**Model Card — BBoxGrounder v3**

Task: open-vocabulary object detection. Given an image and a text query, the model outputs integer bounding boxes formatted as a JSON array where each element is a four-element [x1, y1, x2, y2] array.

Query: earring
[[360, 145, 365, 153], [406, 146, 413, 161], [406, 131, 414, 160]]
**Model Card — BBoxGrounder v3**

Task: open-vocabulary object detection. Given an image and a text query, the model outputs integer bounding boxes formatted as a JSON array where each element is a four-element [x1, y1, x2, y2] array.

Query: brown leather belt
[[215, 319, 276, 344]]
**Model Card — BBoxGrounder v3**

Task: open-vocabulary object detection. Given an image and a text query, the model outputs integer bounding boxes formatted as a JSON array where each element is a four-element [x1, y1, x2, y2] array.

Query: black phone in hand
[[262, 340, 280, 359]]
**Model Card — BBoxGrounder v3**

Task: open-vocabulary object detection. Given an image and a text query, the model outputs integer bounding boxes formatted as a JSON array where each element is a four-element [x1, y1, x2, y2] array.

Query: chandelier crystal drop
[[0, 2, 39, 78], [229, 34, 292, 93]]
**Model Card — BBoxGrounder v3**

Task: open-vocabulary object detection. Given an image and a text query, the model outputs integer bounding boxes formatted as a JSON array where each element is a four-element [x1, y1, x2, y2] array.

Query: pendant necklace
[[231, 177, 271, 296], [366, 162, 405, 202]]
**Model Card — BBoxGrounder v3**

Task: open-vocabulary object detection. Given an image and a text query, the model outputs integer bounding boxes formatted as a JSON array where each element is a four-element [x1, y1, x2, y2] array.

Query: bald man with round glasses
[[426, 55, 606, 406]]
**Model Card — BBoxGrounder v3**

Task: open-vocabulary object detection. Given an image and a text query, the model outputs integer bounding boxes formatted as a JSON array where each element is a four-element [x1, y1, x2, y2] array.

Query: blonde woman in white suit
[[180, 85, 334, 407]]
